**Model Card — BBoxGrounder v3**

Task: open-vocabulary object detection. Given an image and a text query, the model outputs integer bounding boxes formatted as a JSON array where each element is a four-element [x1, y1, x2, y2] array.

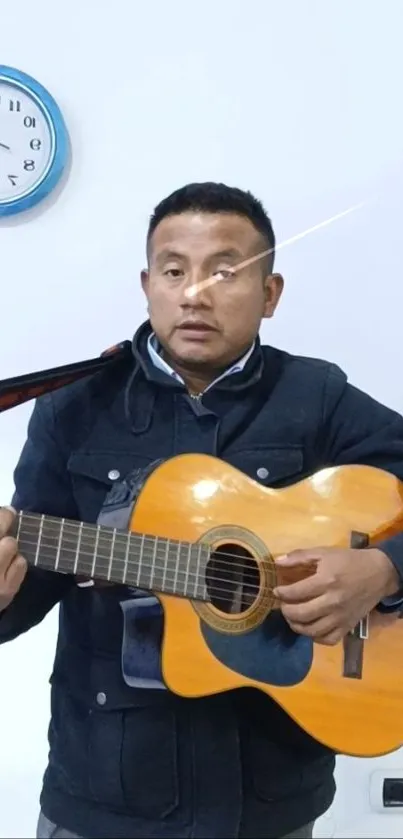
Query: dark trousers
[[37, 810, 315, 839]]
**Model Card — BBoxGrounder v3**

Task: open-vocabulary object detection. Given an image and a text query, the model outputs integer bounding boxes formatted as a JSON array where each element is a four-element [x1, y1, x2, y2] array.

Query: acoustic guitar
[[14, 453, 403, 757]]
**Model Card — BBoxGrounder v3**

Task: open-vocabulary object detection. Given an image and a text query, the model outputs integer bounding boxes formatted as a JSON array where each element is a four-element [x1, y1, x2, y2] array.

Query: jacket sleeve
[[0, 394, 77, 643], [320, 365, 403, 608]]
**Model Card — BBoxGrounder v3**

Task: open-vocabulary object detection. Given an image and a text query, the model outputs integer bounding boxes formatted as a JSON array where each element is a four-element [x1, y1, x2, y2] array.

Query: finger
[[4, 554, 27, 593], [284, 614, 343, 643], [0, 506, 17, 539], [273, 574, 327, 603], [315, 631, 343, 646], [288, 625, 343, 646], [0, 535, 20, 575], [275, 549, 323, 567], [280, 594, 331, 624]]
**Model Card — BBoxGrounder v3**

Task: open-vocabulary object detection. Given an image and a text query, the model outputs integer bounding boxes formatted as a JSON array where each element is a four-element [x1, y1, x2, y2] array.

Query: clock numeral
[[23, 159, 35, 171], [23, 116, 36, 128], [30, 139, 41, 151], [8, 175, 18, 187], [9, 99, 21, 112]]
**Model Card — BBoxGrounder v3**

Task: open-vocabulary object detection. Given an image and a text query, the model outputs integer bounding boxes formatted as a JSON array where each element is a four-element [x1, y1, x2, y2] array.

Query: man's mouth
[[177, 322, 216, 331]]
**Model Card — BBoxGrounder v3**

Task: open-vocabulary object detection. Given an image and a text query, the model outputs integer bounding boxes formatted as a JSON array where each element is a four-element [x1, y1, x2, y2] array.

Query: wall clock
[[0, 65, 69, 217]]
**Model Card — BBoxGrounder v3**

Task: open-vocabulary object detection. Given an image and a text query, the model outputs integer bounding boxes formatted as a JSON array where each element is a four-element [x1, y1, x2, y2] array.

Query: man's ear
[[141, 269, 149, 295], [263, 272, 284, 318]]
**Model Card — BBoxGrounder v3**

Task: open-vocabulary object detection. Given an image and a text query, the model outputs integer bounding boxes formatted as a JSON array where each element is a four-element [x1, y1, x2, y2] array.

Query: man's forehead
[[149, 211, 262, 257]]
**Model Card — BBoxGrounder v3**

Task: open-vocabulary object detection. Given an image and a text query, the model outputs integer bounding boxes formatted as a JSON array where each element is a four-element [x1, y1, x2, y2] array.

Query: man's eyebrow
[[209, 248, 243, 261], [153, 247, 243, 266], [154, 249, 186, 264]]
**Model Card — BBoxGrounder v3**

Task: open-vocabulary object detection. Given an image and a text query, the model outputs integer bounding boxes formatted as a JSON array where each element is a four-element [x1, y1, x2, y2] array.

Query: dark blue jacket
[[1, 321, 403, 839]]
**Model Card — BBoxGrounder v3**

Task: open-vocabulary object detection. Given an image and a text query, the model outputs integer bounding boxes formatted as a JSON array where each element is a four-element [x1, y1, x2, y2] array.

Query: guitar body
[[129, 453, 403, 758]]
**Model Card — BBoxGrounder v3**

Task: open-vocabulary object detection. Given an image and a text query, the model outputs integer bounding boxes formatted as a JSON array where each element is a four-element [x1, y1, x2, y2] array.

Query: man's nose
[[181, 270, 213, 306]]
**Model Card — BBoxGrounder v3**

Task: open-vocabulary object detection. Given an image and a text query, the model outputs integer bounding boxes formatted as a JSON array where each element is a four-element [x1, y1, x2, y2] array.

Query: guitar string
[[16, 513, 286, 576], [16, 527, 274, 582], [16, 535, 273, 601], [15, 534, 278, 603]]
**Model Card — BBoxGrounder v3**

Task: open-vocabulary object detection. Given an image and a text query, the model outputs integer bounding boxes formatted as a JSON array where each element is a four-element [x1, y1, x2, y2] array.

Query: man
[[0, 182, 403, 839]]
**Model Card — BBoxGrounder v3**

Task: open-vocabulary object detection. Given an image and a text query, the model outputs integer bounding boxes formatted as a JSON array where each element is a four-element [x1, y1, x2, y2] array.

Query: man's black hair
[[147, 182, 276, 271]]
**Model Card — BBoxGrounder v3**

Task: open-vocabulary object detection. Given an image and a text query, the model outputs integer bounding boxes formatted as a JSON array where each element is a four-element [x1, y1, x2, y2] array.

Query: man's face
[[141, 211, 283, 371]]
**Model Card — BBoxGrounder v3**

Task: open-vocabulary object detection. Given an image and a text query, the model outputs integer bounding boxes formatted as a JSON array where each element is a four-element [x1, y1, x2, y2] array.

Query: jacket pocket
[[242, 724, 332, 802], [238, 691, 334, 803], [89, 696, 179, 817], [67, 450, 154, 523], [225, 445, 304, 488], [119, 702, 179, 816], [49, 670, 179, 818]]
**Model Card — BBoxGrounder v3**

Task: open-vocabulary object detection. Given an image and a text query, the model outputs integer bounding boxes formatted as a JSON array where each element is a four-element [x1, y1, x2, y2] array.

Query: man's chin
[[171, 338, 218, 366], [175, 352, 214, 369]]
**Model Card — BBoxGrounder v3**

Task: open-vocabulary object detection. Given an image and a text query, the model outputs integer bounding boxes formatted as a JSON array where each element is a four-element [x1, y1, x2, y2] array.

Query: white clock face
[[0, 80, 54, 203]]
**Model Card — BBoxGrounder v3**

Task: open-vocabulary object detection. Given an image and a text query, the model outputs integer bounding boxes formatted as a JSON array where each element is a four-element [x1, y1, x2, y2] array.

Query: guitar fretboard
[[16, 511, 210, 601]]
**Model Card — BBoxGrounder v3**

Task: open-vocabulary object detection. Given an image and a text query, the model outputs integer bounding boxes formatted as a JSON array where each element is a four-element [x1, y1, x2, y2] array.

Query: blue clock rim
[[0, 64, 69, 217]]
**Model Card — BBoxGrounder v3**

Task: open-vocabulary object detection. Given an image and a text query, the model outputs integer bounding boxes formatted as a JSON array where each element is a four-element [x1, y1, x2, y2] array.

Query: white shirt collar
[[147, 332, 255, 393]]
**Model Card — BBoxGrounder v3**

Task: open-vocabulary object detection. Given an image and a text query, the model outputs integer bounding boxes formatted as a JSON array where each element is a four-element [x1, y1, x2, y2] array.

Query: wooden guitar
[[15, 453, 403, 757]]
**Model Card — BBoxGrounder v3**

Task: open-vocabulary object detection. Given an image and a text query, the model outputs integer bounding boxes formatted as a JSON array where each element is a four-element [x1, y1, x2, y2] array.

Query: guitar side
[[130, 453, 403, 757]]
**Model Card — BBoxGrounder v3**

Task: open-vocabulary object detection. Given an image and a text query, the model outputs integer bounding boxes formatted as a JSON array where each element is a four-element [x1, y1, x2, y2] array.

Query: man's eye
[[164, 268, 183, 278], [214, 268, 235, 281]]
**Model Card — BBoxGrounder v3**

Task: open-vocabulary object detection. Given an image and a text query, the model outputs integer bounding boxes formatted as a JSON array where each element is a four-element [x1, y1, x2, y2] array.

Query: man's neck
[[161, 355, 221, 396], [147, 332, 256, 396]]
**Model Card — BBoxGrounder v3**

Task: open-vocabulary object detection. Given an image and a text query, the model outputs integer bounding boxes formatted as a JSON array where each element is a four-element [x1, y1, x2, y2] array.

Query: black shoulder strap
[[0, 340, 132, 414]]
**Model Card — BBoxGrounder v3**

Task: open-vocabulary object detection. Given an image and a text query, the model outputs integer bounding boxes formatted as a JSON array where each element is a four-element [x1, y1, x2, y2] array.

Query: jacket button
[[96, 692, 107, 705], [257, 467, 269, 480], [108, 469, 120, 481]]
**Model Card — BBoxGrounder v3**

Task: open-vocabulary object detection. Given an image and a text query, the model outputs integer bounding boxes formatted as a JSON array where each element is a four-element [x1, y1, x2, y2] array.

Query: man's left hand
[[273, 547, 401, 646]]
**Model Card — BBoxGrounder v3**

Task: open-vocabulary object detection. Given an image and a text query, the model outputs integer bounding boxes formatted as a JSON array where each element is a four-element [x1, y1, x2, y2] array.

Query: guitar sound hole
[[205, 544, 260, 614]]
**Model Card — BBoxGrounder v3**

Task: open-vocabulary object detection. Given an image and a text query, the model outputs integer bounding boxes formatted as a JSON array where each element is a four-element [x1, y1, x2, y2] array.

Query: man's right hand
[[0, 506, 27, 613]]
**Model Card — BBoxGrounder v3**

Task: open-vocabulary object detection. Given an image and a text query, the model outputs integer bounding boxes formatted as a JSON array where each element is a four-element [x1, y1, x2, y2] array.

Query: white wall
[[1, 0, 403, 836]]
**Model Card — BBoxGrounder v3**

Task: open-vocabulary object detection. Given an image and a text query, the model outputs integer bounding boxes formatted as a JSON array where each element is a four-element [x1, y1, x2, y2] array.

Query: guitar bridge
[[342, 531, 370, 680]]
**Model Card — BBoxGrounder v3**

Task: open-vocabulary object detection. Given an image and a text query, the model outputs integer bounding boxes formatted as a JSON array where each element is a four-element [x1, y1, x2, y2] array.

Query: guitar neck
[[16, 511, 210, 602]]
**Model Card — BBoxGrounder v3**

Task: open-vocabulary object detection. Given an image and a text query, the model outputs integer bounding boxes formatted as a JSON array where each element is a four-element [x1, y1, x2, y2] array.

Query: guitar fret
[[73, 521, 83, 575], [162, 538, 169, 591], [34, 514, 44, 566], [139, 536, 152, 590], [55, 519, 64, 571], [173, 541, 181, 594], [175, 543, 191, 597], [153, 537, 159, 587], [16, 513, 22, 540], [135, 534, 144, 587], [123, 532, 131, 584], [184, 541, 191, 595], [108, 529, 116, 581], [91, 526, 100, 578], [59, 519, 77, 575], [115, 532, 128, 584], [157, 538, 171, 592], [194, 543, 203, 599]]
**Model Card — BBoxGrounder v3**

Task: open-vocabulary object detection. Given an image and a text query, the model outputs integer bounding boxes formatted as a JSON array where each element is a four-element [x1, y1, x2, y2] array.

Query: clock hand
[[0, 142, 11, 151]]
